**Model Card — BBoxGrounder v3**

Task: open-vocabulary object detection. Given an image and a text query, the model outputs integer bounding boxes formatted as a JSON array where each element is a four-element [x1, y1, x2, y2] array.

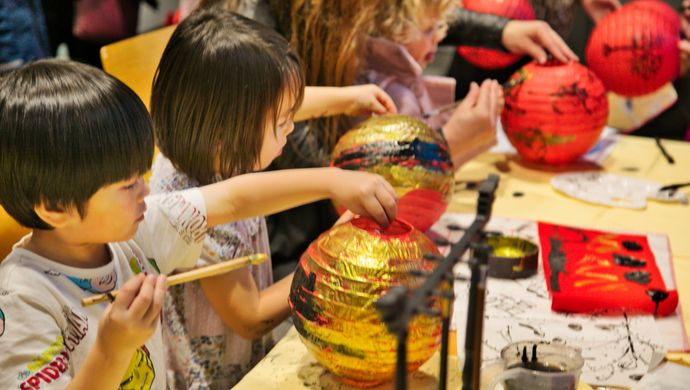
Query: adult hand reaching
[[501, 20, 578, 64]]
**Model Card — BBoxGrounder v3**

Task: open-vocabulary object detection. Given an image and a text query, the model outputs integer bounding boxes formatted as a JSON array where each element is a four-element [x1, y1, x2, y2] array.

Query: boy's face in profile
[[63, 176, 149, 243], [403, 12, 448, 69]]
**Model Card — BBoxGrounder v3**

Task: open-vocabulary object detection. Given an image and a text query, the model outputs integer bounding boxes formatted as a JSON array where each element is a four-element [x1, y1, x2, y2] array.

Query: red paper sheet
[[539, 222, 679, 316]]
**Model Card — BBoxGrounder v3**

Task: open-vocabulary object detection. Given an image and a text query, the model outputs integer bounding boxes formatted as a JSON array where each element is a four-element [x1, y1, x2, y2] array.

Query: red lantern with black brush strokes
[[586, 0, 681, 97], [457, 0, 535, 69], [501, 60, 609, 164]]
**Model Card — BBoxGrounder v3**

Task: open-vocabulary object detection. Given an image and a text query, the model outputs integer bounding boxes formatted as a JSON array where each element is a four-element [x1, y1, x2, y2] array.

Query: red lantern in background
[[586, 0, 680, 97], [501, 61, 609, 164], [457, 0, 535, 69]]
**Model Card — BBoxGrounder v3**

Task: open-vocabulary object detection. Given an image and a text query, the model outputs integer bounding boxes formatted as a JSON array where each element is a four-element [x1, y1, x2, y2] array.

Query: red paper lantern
[[457, 0, 535, 69], [586, 0, 680, 97], [501, 61, 609, 164], [331, 115, 454, 231]]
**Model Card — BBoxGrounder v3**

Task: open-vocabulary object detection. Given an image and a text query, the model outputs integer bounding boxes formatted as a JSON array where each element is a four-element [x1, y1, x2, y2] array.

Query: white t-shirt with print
[[0, 189, 207, 390]]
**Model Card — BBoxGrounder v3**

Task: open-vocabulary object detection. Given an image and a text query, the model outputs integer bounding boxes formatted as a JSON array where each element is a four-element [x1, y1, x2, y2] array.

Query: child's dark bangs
[[72, 79, 154, 189], [283, 52, 306, 116]]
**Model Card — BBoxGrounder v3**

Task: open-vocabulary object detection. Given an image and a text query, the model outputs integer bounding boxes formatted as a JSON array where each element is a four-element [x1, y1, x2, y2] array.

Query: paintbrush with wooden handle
[[81, 253, 267, 307]]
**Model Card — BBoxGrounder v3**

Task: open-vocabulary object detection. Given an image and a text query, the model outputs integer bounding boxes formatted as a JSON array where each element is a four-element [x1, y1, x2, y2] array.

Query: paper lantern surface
[[501, 60, 609, 164], [586, 0, 680, 97], [289, 217, 441, 386], [457, 0, 535, 69], [331, 115, 454, 231]]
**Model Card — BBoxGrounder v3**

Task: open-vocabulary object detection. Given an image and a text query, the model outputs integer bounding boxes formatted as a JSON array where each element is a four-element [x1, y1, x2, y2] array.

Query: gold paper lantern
[[289, 218, 442, 386], [331, 115, 454, 232]]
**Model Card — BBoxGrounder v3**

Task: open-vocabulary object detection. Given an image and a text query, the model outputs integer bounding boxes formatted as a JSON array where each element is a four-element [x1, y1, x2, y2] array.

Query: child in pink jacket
[[357, 0, 503, 167]]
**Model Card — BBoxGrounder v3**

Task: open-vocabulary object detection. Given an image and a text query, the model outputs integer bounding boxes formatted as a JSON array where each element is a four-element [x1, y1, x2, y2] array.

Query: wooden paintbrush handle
[[80, 253, 267, 307]]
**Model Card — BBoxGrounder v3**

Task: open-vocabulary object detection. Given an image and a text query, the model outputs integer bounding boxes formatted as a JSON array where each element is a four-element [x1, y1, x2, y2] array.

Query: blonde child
[[0, 59, 395, 388], [355, 0, 502, 167], [148, 9, 396, 388]]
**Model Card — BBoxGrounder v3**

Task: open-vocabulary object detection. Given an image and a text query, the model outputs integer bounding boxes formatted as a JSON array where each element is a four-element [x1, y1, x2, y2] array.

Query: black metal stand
[[376, 174, 499, 390], [439, 280, 452, 390], [461, 244, 491, 390], [397, 329, 409, 389]]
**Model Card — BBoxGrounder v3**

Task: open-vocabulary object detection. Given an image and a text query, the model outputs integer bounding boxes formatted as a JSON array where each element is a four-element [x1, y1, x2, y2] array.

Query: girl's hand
[[295, 85, 397, 121], [442, 80, 500, 167], [329, 170, 397, 227], [340, 84, 398, 116], [502, 20, 579, 64], [95, 274, 167, 358]]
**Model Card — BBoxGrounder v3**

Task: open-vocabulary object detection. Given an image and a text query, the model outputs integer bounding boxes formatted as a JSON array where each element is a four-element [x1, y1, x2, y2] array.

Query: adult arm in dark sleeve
[[444, 7, 578, 64], [443, 7, 510, 51]]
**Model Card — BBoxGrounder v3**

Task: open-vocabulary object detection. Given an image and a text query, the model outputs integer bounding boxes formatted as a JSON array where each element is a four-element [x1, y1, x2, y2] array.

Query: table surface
[[236, 135, 690, 389]]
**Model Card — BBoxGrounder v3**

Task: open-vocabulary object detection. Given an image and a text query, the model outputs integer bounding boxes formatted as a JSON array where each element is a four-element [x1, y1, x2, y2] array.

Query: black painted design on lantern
[[550, 82, 597, 115], [291, 264, 320, 322], [290, 262, 366, 359], [602, 36, 665, 80]]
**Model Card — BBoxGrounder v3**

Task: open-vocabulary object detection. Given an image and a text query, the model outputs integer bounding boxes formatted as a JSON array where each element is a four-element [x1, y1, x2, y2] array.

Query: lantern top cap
[[351, 217, 414, 238]]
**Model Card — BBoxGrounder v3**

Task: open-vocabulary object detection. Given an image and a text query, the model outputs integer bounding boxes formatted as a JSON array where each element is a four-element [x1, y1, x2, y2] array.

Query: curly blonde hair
[[372, 0, 454, 43]]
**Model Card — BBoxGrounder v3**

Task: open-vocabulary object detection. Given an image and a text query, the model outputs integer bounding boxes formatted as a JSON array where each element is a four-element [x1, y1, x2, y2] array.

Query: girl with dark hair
[[149, 9, 397, 388]]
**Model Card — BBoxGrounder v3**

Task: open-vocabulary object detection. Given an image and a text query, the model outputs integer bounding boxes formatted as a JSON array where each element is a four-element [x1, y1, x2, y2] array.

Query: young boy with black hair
[[0, 59, 396, 389]]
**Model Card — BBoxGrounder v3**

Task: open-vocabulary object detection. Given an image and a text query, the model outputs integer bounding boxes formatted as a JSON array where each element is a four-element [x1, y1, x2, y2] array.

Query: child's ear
[[34, 202, 77, 229]]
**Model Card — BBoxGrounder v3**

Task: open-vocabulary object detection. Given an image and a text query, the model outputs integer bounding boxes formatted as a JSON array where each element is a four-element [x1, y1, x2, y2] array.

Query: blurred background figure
[[39, 0, 156, 68], [0, 0, 50, 71]]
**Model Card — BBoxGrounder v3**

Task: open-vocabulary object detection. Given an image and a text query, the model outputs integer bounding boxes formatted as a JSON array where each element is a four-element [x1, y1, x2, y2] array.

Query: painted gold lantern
[[288, 217, 442, 386], [331, 115, 454, 231], [501, 60, 609, 164]]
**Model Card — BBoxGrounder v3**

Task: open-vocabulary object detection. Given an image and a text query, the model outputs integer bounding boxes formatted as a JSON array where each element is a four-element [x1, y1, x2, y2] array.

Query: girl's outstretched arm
[[198, 168, 396, 340], [294, 85, 397, 121], [200, 269, 293, 340], [200, 167, 397, 228]]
